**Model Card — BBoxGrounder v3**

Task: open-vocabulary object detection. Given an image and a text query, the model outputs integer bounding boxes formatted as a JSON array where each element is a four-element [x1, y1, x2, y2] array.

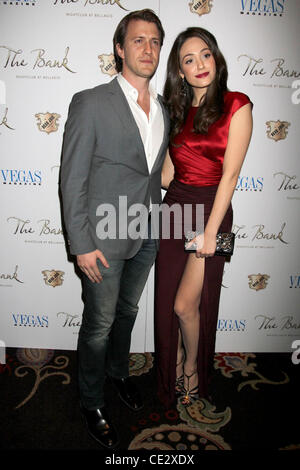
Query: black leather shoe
[[81, 405, 119, 449], [111, 377, 144, 411]]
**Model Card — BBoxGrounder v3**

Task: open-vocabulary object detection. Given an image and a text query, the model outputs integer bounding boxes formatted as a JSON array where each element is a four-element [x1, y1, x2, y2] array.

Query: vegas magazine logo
[[240, 0, 286, 16], [12, 314, 48, 328], [217, 319, 246, 332], [0, 1, 36, 5], [290, 275, 300, 289], [235, 176, 263, 191], [1, 169, 42, 185]]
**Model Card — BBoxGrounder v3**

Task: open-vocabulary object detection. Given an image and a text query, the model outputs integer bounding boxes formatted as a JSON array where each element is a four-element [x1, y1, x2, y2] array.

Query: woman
[[154, 27, 253, 409]]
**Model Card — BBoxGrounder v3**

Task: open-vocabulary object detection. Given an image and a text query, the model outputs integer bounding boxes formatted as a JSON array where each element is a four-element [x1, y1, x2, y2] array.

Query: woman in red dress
[[154, 27, 253, 409]]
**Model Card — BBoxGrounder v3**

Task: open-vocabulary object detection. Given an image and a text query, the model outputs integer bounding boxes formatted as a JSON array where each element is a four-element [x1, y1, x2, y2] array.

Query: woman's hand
[[196, 231, 216, 259], [161, 149, 175, 189]]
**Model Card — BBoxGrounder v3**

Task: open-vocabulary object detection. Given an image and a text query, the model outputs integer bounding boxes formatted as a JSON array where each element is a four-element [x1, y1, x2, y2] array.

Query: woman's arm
[[161, 149, 175, 190], [198, 102, 253, 257]]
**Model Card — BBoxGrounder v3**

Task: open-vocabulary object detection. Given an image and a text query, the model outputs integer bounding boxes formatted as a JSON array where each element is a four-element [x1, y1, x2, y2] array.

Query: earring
[[180, 77, 188, 97]]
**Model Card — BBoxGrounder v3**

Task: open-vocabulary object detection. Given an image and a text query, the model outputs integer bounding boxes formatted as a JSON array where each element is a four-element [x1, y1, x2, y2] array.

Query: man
[[60, 9, 169, 449]]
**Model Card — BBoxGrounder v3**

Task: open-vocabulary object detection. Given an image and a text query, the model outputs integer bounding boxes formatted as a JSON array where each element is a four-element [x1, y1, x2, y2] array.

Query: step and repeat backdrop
[[0, 0, 299, 353]]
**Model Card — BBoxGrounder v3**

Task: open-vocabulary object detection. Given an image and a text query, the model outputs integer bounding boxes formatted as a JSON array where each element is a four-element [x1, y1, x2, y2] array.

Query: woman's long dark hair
[[163, 27, 228, 141]]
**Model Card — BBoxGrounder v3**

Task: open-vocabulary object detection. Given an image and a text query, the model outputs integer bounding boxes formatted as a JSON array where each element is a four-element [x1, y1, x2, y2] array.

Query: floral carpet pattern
[[0, 348, 299, 451], [214, 353, 290, 391]]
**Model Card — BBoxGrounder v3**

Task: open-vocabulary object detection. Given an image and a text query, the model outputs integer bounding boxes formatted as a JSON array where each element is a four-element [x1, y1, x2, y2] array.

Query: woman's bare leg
[[174, 254, 205, 399], [175, 328, 185, 393]]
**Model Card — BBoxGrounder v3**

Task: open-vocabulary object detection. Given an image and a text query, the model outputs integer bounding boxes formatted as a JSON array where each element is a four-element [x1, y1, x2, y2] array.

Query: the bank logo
[[236, 176, 264, 191], [42, 270, 64, 287], [0, 1, 36, 5], [255, 314, 300, 334], [0, 265, 24, 284], [1, 169, 42, 185], [53, 0, 129, 11], [233, 222, 288, 246], [57, 312, 82, 330], [273, 172, 299, 193], [237, 55, 300, 82], [7, 216, 63, 240], [0, 46, 76, 74], [0, 107, 15, 131], [240, 0, 286, 16], [12, 314, 48, 328], [217, 319, 246, 331], [189, 0, 213, 16], [35, 112, 60, 134], [98, 54, 117, 77], [266, 120, 290, 142], [248, 273, 270, 291]]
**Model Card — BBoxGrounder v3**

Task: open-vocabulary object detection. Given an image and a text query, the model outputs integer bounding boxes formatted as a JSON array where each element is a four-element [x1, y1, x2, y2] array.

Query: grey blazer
[[60, 77, 170, 259]]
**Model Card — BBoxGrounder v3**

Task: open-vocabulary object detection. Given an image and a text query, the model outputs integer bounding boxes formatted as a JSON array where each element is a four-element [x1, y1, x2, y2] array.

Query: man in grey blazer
[[60, 10, 169, 448]]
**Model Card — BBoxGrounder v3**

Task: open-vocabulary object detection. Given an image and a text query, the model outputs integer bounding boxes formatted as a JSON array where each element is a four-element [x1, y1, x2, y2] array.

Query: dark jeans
[[78, 221, 157, 410]]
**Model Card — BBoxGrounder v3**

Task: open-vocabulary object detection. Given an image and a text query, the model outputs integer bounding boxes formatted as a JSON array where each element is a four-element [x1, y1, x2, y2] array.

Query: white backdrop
[[0, 0, 299, 353]]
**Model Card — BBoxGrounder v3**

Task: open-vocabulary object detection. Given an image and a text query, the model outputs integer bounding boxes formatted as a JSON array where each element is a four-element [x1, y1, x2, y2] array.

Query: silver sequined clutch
[[215, 232, 235, 257]]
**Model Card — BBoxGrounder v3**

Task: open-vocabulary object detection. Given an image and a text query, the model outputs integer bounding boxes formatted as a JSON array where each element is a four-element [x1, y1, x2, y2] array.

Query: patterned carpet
[[1, 348, 299, 453]]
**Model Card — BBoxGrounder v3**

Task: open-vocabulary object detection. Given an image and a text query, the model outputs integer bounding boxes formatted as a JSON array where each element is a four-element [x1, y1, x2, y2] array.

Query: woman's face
[[179, 36, 216, 92]]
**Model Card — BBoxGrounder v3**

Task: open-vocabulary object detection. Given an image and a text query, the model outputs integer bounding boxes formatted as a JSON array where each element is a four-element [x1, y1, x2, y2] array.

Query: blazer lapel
[[151, 95, 169, 174], [106, 78, 148, 174]]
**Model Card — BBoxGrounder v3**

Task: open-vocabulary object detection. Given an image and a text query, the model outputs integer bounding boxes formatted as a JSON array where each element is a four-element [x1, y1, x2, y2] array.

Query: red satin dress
[[154, 91, 252, 408]]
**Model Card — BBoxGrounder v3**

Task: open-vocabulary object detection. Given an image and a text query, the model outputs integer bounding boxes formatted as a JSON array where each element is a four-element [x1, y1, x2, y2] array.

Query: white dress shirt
[[117, 73, 164, 174]]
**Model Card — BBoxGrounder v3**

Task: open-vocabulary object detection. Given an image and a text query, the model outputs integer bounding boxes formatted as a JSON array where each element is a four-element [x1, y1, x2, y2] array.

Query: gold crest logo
[[35, 112, 61, 134], [248, 274, 270, 291], [42, 270, 64, 288], [98, 54, 117, 77], [266, 120, 290, 142], [189, 0, 213, 16]]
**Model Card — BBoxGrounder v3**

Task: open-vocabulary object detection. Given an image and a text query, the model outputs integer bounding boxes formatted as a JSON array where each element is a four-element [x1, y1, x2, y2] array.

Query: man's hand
[[77, 250, 109, 283]]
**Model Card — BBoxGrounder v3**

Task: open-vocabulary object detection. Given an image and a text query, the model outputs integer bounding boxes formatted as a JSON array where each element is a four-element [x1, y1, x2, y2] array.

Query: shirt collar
[[117, 72, 158, 102]]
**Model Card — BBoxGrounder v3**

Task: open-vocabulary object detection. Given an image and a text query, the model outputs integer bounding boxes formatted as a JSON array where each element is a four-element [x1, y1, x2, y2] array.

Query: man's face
[[116, 19, 161, 80]]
